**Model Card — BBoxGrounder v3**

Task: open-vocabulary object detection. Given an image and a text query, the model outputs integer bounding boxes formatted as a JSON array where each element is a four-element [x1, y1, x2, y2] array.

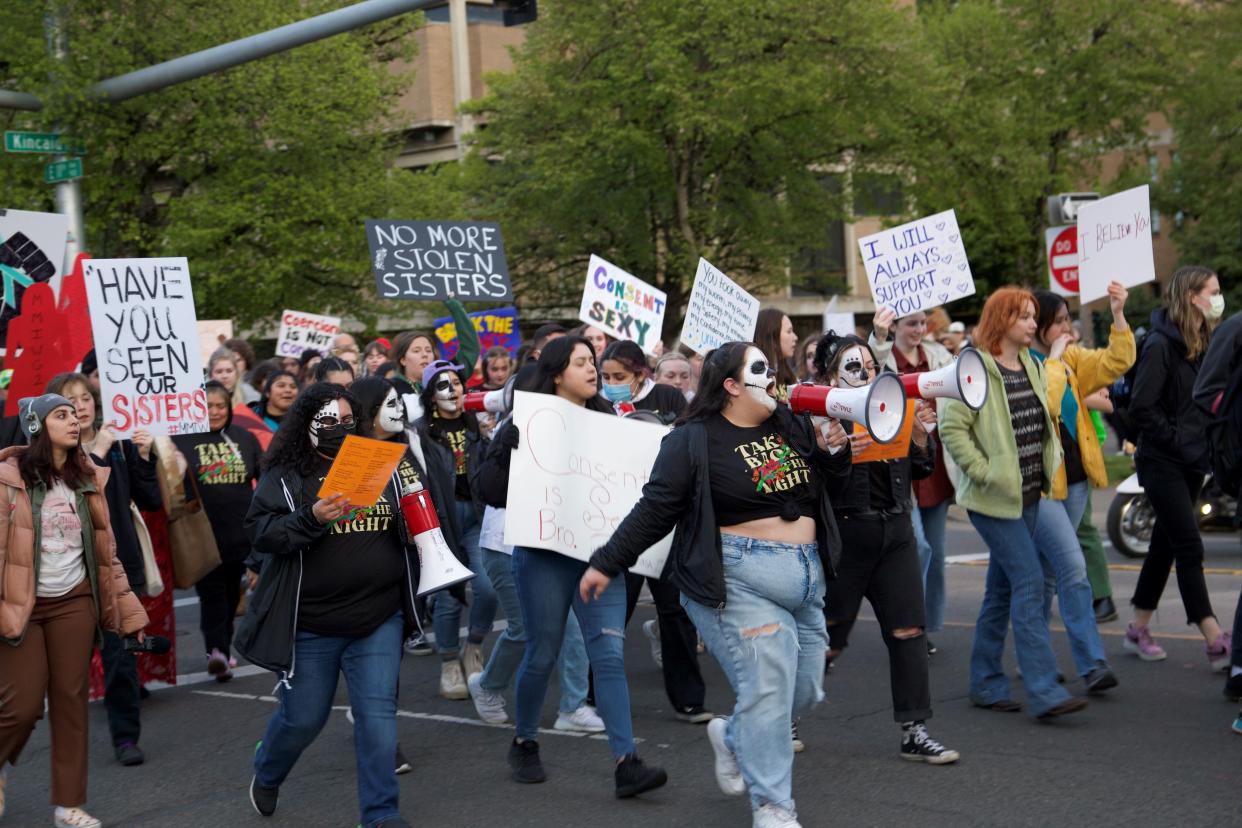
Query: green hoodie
[[940, 348, 1062, 520]]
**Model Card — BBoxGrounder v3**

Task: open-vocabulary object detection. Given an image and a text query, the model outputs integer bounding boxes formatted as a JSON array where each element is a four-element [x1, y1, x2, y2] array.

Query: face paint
[[741, 346, 777, 413], [308, 399, 354, 456], [378, 388, 405, 434], [835, 345, 871, 389], [432, 373, 459, 414]]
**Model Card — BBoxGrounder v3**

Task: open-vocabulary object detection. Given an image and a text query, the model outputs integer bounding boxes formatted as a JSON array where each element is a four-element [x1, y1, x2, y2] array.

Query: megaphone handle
[[811, 415, 845, 455]]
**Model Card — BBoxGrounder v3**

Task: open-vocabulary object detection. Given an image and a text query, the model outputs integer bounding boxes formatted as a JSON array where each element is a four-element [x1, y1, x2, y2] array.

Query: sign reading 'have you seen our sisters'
[[366, 220, 512, 302], [858, 209, 975, 316]]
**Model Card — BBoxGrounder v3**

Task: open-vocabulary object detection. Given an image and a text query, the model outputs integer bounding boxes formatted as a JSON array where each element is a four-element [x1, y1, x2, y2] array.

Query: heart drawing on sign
[[936, 222, 946, 232], [923, 290, 933, 302], [941, 274, 953, 286], [957, 263, 967, 271], [938, 292, 950, 303], [958, 280, 972, 291], [942, 254, 953, 265], [949, 234, 960, 243]]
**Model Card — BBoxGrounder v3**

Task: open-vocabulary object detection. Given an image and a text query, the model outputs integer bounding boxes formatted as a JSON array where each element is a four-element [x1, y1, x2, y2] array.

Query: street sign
[[44, 158, 83, 184], [4, 131, 86, 155], [1045, 224, 1078, 297]]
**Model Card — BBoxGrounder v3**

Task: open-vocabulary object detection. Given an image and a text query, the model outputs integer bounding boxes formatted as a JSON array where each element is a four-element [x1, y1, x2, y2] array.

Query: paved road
[[6, 489, 1242, 827]]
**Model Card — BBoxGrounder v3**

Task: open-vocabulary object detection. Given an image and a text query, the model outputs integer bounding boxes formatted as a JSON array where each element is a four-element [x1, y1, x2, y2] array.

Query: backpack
[[1109, 329, 1149, 444]]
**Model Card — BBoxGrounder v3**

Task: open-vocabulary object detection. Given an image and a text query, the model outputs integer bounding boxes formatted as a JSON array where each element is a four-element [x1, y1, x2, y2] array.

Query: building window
[[792, 176, 847, 296], [853, 172, 903, 217]]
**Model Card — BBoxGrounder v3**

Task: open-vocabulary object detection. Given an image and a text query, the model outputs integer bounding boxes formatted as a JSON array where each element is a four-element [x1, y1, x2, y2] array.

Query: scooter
[[1106, 471, 1238, 558]]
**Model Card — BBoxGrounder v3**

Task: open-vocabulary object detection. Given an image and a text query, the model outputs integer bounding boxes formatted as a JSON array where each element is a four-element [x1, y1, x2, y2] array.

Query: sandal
[[54, 806, 102, 828]]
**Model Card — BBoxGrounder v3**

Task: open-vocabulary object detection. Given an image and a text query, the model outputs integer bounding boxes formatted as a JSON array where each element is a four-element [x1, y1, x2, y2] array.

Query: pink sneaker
[[1123, 623, 1167, 661], [207, 648, 233, 682], [1206, 633, 1232, 672]]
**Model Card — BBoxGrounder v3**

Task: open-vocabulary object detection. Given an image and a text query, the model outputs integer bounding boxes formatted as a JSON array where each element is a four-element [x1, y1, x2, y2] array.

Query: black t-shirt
[[1060, 422, 1087, 485], [866, 461, 897, 511], [433, 412, 472, 501], [633, 383, 688, 424], [704, 413, 817, 525], [172, 426, 261, 558], [394, 452, 425, 496], [297, 460, 406, 637]]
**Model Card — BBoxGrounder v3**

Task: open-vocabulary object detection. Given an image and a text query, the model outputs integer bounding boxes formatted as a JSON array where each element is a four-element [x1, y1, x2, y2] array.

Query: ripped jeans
[[682, 534, 827, 813]]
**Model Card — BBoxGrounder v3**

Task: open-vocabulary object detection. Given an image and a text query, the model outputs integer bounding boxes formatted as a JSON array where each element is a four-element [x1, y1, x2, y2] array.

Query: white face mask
[[835, 345, 872, 389], [741, 346, 777, 413], [378, 388, 405, 434], [431, 373, 459, 414], [1201, 294, 1225, 321]]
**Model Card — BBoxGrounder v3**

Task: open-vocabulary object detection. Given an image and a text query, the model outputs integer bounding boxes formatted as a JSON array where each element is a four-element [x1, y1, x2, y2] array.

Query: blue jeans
[[1035, 481, 1106, 676], [968, 507, 1073, 718], [512, 546, 634, 758], [478, 546, 589, 713], [681, 535, 826, 813], [912, 500, 950, 633], [432, 501, 497, 656], [254, 613, 403, 828]]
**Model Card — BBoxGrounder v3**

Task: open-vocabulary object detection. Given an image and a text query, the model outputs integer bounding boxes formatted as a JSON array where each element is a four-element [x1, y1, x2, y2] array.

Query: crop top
[[703, 412, 817, 525]]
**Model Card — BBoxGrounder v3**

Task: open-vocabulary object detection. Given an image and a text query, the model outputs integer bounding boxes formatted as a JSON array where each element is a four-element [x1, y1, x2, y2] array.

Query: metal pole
[[0, 89, 43, 112], [46, 9, 84, 281], [448, 0, 475, 156], [91, 0, 435, 103]]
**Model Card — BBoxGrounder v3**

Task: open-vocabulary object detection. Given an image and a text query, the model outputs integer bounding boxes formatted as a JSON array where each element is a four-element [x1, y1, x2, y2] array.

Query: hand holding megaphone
[[912, 399, 938, 440]]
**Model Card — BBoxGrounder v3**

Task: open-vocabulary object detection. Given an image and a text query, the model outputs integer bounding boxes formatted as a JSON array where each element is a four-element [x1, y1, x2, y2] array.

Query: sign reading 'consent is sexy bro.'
[[366, 220, 512, 302]]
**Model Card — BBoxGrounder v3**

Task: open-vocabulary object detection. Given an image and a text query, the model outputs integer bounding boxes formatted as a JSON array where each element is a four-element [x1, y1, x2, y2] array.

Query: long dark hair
[[256, 369, 298, 417], [19, 419, 94, 491], [532, 335, 613, 414], [812, 331, 873, 384], [351, 376, 401, 440], [1032, 290, 1068, 349], [418, 367, 480, 438], [679, 341, 753, 424], [754, 308, 796, 387], [263, 382, 358, 475]]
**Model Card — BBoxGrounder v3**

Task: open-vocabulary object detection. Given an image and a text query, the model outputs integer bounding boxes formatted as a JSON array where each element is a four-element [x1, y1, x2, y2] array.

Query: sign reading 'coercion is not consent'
[[366, 220, 512, 302]]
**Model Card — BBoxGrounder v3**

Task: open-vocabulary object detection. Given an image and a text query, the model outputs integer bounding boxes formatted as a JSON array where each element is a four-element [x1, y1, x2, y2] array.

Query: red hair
[[973, 287, 1036, 356]]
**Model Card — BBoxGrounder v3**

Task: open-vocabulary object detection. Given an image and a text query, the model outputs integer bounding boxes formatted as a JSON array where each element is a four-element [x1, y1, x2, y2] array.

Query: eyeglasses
[[313, 416, 356, 429]]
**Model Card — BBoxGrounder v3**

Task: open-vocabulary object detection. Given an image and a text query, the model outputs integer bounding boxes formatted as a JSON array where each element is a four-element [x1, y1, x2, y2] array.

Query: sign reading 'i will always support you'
[[858, 209, 975, 316], [366, 220, 512, 302]]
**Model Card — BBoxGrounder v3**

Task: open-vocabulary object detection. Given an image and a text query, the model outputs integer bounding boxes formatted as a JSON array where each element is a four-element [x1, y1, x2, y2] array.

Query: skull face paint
[[309, 399, 354, 456], [378, 388, 405, 434], [432, 372, 461, 415], [741, 346, 777, 413], [835, 345, 872, 389]]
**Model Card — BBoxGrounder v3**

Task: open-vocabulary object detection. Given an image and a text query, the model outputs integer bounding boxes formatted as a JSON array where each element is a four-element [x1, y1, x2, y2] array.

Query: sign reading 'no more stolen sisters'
[[366, 220, 512, 302], [83, 257, 208, 439], [858, 209, 975, 316]]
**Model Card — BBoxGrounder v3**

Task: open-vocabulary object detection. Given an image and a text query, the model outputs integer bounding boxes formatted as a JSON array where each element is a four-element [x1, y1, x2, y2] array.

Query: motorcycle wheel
[[1107, 493, 1153, 558]]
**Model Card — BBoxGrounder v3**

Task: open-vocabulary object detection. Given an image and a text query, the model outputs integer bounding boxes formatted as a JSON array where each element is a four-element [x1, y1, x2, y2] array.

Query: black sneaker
[[926, 638, 938, 655], [249, 775, 279, 817], [674, 706, 713, 724], [508, 739, 546, 784], [1093, 597, 1118, 623], [614, 754, 668, 798], [394, 745, 412, 775], [900, 722, 960, 765], [115, 742, 144, 766], [1225, 672, 1242, 702], [1084, 662, 1119, 694]]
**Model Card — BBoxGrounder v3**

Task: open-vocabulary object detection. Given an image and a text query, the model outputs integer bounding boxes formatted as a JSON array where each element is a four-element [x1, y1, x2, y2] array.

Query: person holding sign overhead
[[809, 332, 959, 764], [583, 341, 850, 828], [237, 383, 418, 828]]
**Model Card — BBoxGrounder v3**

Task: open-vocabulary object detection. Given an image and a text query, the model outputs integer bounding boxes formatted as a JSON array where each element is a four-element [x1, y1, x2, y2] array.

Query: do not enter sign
[[1045, 225, 1078, 296]]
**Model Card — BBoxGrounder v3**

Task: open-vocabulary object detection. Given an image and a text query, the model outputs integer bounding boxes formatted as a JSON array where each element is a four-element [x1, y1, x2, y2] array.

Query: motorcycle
[[1106, 471, 1238, 558]]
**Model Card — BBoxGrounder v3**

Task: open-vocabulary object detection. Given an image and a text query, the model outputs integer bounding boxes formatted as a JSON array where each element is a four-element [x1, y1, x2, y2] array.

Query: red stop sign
[[1048, 225, 1078, 293]]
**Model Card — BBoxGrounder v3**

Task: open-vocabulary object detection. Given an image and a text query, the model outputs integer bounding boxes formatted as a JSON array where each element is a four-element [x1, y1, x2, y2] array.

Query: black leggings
[[622, 573, 706, 711], [1130, 457, 1216, 625], [826, 513, 931, 722], [195, 560, 247, 655]]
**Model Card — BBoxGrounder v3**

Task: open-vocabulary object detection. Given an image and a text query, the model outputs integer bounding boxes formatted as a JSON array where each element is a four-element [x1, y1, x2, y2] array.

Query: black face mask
[[312, 423, 353, 457]]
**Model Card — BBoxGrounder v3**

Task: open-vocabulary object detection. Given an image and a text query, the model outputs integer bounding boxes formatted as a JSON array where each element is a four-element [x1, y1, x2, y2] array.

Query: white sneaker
[[54, 806, 102, 828], [345, 706, 355, 724], [642, 619, 662, 668], [439, 660, 469, 700], [554, 705, 606, 733], [707, 717, 746, 796], [753, 803, 801, 828], [467, 672, 508, 724], [791, 719, 804, 753], [462, 641, 485, 679]]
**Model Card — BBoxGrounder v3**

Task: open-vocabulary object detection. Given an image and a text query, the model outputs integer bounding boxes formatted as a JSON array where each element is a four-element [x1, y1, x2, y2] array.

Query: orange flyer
[[850, 400, 917, 464], [316, 435, 408, 507]]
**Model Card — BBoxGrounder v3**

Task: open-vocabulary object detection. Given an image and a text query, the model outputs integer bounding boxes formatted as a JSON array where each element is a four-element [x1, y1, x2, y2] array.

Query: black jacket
[[476, 417, 518, 509], [411, 413, 487, 520], [829, 437, 935, 514], [1131, 306, 1210, 470], [588, 406, 851, 609], [91, 440, 162, 590], [1193, 311, 1242, 413]]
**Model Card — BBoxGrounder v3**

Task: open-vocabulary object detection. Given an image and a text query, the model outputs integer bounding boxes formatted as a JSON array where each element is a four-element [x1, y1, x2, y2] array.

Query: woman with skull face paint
[[812, 333, 960, 765], [237, 382, 420, 827], [585, 341, 850, 828]]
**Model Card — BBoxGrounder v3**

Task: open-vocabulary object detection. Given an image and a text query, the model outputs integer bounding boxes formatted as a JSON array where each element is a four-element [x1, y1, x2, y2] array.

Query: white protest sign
[[83, 257, 208, 439], [504, 391, 671, 578], [0, 208, 69, 351], [1075, 185, 1155, 304], [276, 309, 342, 358], [578, 255, 667, 355], [679, 257, 760, 354], [858, 209, 974, 316], [821, 297, 854, 337]]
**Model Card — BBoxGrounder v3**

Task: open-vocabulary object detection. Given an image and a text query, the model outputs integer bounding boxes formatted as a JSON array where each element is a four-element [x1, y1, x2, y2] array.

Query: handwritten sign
[[0, 208, 69, 351], [83, 257, 207, 439], [679, 258, 760, 355], [4, 283, 75, 416], [434, 306, 520, 360], [276, 309, 341, 359], [316, 434, 407, 508], [504, 390, 671, 578], [1075, 185, 1155, 304], [578, 255, 667, 354], [366, 219, 511, 301], [858, 209, 974, 316], [851, 401, 916, 464]]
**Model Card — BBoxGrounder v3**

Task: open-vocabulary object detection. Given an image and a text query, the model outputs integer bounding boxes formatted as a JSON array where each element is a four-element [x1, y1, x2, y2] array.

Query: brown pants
[[0, 578, 97, 807]]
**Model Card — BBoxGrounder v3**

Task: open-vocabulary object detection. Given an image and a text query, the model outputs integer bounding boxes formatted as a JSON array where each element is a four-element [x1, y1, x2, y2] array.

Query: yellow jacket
[[1040, 325, 1136, 499]]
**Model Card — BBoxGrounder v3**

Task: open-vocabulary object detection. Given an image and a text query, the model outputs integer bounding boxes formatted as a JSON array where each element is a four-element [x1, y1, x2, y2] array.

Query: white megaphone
[[788, 372, 907, 443], [463, 376, 516, 415], [900, 346, 988, 411], [399, 482, 475, 597]]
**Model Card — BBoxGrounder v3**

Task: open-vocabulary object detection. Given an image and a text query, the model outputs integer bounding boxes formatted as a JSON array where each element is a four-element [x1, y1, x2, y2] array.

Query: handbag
[[154, 437, 222, 589], [129, 503, 164, 597]]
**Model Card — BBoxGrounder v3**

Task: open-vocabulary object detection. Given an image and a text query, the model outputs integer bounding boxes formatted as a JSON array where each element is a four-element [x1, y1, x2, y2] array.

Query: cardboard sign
[[197, 320, 234, 365], [434, 306, 520, 360], [578, 255, 667, 354], [316, 434, 408, 508], [59, 253, 94, 366], [82, 257, 208, 438], [276, 309, 341, 359], [4, 283, 76, 416], [0, 208, 69, 351], [858, 209, 975, 316], [851, 401, 916, 464], [1075, 185, 1155, 304], [679, 257, 760, 355], [366, 219, 512, 301], [504, 391, 671, 578]]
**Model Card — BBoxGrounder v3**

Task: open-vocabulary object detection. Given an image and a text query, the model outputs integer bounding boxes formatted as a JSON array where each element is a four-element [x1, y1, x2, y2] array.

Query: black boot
[[615, 754, 668, 798], [508, 739, 546, 784]]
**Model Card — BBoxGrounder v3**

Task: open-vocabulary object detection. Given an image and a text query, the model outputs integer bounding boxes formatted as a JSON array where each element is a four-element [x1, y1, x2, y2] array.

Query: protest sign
[[858, 209, 975, 316], [316, 435, 407, 508], [0, 208, 69, 350], [679, 258, 761, 355], [578, 256, 667, 354], [82, 257, 207, 438], [4, 283, 75, 416], [366, 219, 512, 301], [1075, 185, 1156, 304], [434, 306, 520, 360], [504, 391, 671, 578], [276, 309, 341, 359], [58, 253, 94, 366], [197, 320, 233, 365], [851, 401, 916, 464]]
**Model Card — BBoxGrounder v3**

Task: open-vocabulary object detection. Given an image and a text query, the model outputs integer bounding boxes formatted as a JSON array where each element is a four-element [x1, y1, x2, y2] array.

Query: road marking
[[945, 553, 990, 564], [945, 555, 1242, 576], [173, 597, 199, 608]]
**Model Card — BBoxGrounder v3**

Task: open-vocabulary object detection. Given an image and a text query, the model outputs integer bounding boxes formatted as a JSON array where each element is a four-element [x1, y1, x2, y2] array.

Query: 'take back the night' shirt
[[172, 426, 261, 559], [704, 413, 817, 526], [432, 412, 472, 501]]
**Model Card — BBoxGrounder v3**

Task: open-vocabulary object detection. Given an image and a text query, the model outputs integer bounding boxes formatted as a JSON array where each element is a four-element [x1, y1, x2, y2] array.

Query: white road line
[[173, 597, 199, 608], [945, 553, 990, 564]]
